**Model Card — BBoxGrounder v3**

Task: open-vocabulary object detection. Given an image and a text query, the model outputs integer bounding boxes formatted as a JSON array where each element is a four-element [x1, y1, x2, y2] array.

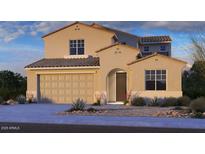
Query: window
[[160, 45, 166, 51], [145, 70, 166, 90], [69, 40, 84, 55], [144, 46, 149, 52]]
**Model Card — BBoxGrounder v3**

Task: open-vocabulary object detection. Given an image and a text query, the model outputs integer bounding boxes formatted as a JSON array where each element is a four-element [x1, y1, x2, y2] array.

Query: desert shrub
[[16, 95, 26, 104], [191, 112, 204, 119], [123, 100, 129, 105], [176, 96, 191, 106], [147, 97, 163, 106], [69, 98, 86, 111], [131, 97, 145, 106], [87, 107, 98, 112], [0, 96, 4, 104], [92, 99, 101, 106], [160, 97, 178, 107], [190, 97, 205, 113]]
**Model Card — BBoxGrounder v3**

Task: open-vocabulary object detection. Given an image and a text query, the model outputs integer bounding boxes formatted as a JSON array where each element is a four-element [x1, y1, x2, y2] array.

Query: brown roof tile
[[140, 36, 172, 44], [25, 56, 100, 68]]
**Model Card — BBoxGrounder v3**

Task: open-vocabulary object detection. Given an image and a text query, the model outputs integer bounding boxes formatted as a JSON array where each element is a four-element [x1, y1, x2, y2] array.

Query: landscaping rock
[[6, 99, 16, 105]]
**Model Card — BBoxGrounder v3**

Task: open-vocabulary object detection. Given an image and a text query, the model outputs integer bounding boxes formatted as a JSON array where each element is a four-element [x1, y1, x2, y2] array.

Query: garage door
[[39, 73, 94, 103]]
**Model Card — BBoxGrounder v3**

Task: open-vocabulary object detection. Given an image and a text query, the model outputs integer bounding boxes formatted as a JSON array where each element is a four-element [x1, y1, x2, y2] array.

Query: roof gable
[[42, 22, 115, 38], [95, 43, 140, 53], [127, 53, 186, 65]]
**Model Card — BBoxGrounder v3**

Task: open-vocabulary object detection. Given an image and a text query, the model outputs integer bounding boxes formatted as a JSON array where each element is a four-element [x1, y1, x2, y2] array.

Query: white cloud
[[30, 21, 73, 34], [0, 22, 26, 43], [0, 21, 73, 43], [1, 21, 205, 44], [140, 21, 205, 32]]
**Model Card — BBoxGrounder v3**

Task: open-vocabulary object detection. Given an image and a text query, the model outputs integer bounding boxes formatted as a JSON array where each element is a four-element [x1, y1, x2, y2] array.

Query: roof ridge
[[141, 35, 170, 38], [91, 23, 139, 38]]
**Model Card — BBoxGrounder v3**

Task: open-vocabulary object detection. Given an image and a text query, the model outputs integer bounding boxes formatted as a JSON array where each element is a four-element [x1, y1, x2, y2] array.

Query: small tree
[[191, 34, 205, 61], [0, 70, 26, 100], [183, 61, 205, 98]]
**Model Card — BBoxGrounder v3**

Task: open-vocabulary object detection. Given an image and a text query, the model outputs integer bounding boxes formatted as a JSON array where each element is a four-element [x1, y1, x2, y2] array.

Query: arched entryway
[[107, 68, 127, 102]]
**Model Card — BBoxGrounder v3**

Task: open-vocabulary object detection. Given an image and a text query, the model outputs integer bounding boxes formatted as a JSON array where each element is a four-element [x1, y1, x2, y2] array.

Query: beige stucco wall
[[128, 55, 186, 98], [43, 23, 115, 58], [108, 70, 116, 102], [26, 45, 186, 103], [96, 44, 140, 101]]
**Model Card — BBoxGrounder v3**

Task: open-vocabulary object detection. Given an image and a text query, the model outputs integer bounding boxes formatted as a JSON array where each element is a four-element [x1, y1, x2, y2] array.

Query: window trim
[[144, 69, 167, 91], [160, 45, 166, 51], [143, 46, 150, 52], [69, 39, 85, 55]]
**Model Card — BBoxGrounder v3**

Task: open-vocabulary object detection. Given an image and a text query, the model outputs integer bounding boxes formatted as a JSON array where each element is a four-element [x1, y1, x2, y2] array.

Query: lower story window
[[145, 70, 166, 90]]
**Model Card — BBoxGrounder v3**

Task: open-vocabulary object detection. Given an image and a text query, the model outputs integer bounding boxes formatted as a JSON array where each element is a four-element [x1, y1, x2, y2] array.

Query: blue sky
[[0, 21, 204, 76]]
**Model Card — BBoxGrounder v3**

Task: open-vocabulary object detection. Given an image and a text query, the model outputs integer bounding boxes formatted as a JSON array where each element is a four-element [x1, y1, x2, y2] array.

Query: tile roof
[[91, 23, 139, 48], [25, 56, 100, 68], [140, 36, 172, 44], [42, 22, 172, 47]]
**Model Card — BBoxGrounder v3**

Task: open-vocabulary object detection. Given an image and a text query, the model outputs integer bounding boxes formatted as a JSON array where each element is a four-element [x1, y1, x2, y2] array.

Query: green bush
[[147, 97, 164, 106], [176, 96, 191, 106], [69, 98, 86, 112], [190, 97, 205, 113], [0, 96, 4, 104], [191, 112, 204, 119], [160, 97, 178, 107], [16, 95, 26, 104], [131, 97, 145, 106]]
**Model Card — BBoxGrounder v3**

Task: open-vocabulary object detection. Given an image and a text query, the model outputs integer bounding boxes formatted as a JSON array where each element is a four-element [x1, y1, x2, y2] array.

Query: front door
[[116, 72, 127, 101]]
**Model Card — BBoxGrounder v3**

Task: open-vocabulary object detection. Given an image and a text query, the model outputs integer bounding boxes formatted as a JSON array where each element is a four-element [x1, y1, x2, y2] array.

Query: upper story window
[[145, 70, 166, 90], [160, 45, 166, 51], [69, 40, 84, 55], [144, 46, 149, 52]]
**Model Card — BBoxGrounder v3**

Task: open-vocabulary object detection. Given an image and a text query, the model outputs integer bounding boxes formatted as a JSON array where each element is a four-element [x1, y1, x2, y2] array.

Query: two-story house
[[25, 21, 186, 104]]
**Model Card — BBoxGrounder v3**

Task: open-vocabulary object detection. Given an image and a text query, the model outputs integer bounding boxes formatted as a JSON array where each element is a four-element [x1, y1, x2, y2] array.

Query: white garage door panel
[[40, 73, 94, 103]]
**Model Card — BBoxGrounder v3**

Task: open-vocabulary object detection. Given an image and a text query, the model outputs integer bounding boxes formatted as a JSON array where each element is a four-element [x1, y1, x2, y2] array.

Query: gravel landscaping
[[58, 104, 185, 117]]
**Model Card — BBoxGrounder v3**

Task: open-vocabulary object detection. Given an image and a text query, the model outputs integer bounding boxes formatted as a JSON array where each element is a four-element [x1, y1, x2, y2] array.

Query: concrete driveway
[[0, 104, 205, 129]]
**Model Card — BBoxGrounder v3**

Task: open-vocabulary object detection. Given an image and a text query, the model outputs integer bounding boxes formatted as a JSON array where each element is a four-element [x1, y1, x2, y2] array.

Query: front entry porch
[[107, 68, 127, 102]]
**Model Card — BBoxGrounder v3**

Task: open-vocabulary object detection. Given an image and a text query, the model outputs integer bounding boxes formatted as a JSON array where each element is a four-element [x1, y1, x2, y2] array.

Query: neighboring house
[[25, 21, 187, 104]]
